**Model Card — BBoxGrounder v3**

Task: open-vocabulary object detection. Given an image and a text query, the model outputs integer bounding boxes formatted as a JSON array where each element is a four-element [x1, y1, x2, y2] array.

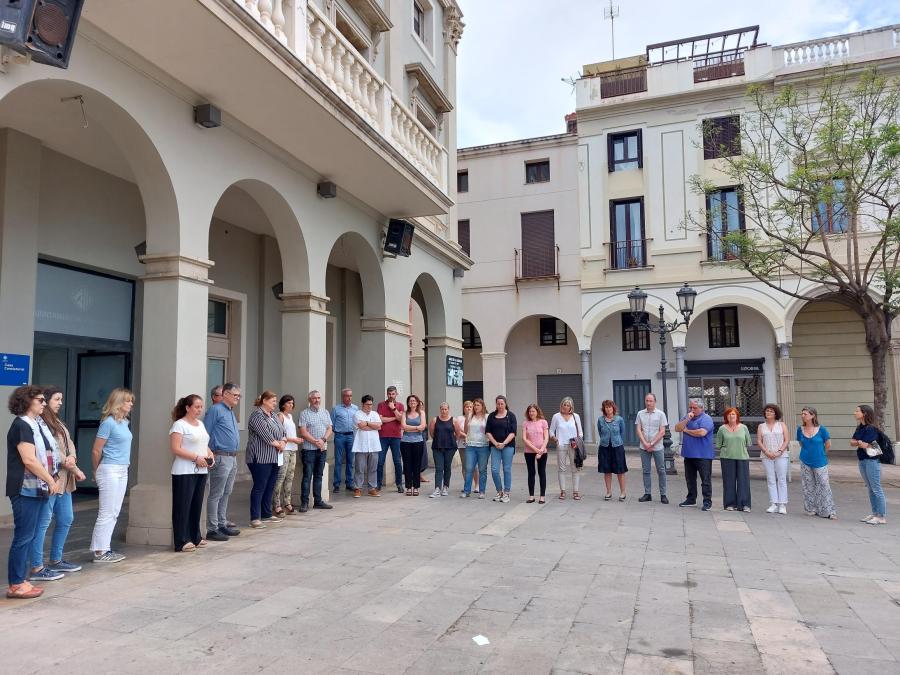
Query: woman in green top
[[716, 407, 752, 512]]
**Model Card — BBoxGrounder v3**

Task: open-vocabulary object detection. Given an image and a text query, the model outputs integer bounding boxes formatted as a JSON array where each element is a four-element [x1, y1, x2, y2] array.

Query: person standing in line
[[850, 404, 887, 525], [522, 403, 549, 504], [205, 383, 242, 542], [716, 407, 752, 512], [486, 395, 517, 503], [246, 390, 286, 528], [401, 394, 427, 496], [90, 388, 135, 563], [757, 403, 789, 514], [454, 401, 472, 495], [6, 386, 61, 599], [352, 395, 382, 497], [596, 400, 628, 501], [210, 385, 224, 407], [31, 386, 85, 579], [273, 395, 301, 516], [169, 395, 215, 552], [674, 399, 715, 511], [298, 390, 333, 513], [330, 388, 358, 492], [636, 393, 668, 504], [797, 406, 837, 519], [429, 403, 457, 497], [376, 386, 405, 493], [551, 397, 586, 501], [462, 398, 490, 499]]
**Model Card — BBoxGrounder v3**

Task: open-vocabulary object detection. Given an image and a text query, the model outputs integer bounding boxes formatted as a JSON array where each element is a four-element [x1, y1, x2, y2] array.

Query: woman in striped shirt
[[246, 390, 286, 529]]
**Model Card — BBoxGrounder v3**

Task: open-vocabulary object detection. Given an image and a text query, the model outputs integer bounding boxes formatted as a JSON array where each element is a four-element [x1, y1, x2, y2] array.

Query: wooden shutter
[[636, 129, 644, 168], [458, 219, 470, 256], [704, 115, 740, 159], [521, 210, 555, 278], [607, 134, 615, 173]]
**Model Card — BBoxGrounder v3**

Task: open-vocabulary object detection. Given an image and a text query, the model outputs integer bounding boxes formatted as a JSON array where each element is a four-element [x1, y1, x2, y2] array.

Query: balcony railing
[[707, 236, 741, 262], [780, 36, 850, 66], [693, 53, 746, 82], [608, 239, 649, 270], [514, 245, 560, 290], [600, 67, 648, 99], [232, 1, 447, 192]]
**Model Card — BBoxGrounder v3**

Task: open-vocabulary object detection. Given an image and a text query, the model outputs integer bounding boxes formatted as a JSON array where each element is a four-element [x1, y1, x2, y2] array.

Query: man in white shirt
[[636, 393, 668, 503]]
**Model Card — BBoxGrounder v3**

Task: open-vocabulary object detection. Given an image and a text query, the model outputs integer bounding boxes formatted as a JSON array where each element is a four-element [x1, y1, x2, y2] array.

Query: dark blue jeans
[[377, 437, 403, 490], [301, 449, 327, 505], [333, 433, 355, 488], [8, 494, 44, 585], [248, 462, 279, 521]]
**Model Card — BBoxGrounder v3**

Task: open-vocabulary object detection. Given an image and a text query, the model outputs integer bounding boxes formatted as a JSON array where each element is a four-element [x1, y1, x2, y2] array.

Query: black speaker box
[[384, 219, 415, 257], [0, 0, 85, 69]]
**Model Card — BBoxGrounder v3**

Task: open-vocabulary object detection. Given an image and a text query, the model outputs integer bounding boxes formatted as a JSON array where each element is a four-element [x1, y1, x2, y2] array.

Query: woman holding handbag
[[550, 397, 584, 501], [851, 404, 886, 524]]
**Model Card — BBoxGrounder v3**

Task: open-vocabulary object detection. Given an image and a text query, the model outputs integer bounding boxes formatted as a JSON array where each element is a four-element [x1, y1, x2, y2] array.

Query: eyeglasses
[[35, 397, 46, 404]]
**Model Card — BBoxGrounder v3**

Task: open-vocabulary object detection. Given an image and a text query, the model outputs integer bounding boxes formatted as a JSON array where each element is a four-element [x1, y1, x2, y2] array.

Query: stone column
[[127, 254, 212, 546], [777, 342, 796, 428], [0, 130, 41, 519], [481, 352, 507, 405], [424, 334, 464, 413], [281, 292, 329, 397], [674, 346, 687, 422], [580, 350, 594, 442], [890, 339, 900, 438]]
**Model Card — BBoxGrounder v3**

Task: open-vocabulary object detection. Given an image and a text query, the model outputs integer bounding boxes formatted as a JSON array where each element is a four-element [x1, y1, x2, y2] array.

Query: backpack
[[875, 428, 895, 465]]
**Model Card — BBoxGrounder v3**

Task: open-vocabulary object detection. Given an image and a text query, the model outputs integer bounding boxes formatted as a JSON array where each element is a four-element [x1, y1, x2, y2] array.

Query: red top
[[377, 400, 405, 438]]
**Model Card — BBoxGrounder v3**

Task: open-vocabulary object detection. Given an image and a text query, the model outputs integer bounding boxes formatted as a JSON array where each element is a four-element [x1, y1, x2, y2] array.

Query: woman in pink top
[[522, 404, 549, 504]]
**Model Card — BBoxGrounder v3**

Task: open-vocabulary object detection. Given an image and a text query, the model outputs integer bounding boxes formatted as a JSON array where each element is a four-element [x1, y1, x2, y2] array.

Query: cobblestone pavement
[[1, 455, 899, 674]]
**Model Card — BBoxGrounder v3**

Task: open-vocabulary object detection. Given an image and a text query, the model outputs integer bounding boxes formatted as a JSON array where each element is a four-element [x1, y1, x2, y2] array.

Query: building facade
[[0, 0, 469, 533], [460, 24, 900, 452]]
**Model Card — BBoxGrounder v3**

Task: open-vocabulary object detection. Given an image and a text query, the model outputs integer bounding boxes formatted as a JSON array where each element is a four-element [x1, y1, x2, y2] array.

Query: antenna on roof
[[603, 0, 620, 60]]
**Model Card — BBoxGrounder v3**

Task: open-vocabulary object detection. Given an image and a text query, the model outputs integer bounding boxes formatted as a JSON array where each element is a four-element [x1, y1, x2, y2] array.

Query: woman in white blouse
[[549, 397, 584, 501], [170, 394, 215, 552], [273, 395, 302, 516], [757, 402, 789, 514]]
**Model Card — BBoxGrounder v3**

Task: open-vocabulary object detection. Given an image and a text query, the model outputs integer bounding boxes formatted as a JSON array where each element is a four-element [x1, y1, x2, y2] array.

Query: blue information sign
[[0, 353, 30, 386]]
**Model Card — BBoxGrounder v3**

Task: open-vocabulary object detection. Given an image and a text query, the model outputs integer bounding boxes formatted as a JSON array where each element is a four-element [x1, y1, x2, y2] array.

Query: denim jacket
[[596, 415, 626, 448]]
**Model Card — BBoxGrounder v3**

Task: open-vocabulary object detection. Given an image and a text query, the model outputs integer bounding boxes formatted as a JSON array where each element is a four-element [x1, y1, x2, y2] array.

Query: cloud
[[456, 0, 900, 148]]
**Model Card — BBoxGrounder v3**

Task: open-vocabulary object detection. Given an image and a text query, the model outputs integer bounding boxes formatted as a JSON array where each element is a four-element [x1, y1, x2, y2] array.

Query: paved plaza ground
[[1, 454, 899, 674]]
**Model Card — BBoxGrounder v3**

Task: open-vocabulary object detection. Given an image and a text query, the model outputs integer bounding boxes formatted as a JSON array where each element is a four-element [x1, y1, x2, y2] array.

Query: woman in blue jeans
[[850, 404, 887, 525], [462, 398, 490, 498], [29, 387, 85, 581], [486, 395, 517, 503]]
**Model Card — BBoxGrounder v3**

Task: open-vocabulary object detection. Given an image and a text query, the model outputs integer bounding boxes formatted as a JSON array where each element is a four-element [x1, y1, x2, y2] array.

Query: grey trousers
[[354, 452, 378, 490], [206, 454, 237, 532], [641, 448, 667, 496]]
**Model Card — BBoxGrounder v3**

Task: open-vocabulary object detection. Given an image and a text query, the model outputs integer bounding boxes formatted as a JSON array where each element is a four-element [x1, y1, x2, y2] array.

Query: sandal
[[559, 491, 566, 500], [619, 494, 627, 502], [284, 505, 295, 514], [527, 497, 536, 503], [406, 488, 412, 496], [604, 494, 612, 501], [413, 488, 419, 496], [180, 543, 196, 552], [538, 497, 546, 504], [197, 540, 208, 548], [573, 492, 582, 501], [6, 582, 43, 599], [274, 508, 285, 517], [828, 514, 838, 520]]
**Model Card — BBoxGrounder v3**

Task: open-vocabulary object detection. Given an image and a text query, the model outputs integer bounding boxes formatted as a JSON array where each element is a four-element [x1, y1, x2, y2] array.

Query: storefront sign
[[446, 355, 463, 387], [685, 359, 764, 376], [0, 352, 30, 386]]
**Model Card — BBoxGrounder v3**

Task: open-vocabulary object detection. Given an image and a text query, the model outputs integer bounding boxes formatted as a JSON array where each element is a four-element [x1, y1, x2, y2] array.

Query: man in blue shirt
[[205, 383, 242, 540], [674, 399, 715, 511], [330, 388, 358, 492]]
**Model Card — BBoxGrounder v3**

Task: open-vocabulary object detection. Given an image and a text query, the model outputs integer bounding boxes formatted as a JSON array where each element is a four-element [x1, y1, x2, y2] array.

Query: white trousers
[[557, 445, 582, 492], [91, 463, 129, 552], [762, 454, 789, 504]]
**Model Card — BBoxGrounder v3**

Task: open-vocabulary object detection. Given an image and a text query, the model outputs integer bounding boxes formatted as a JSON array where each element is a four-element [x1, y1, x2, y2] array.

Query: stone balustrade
[[231, 0, 448, 193], [781, 36, 850, 66]]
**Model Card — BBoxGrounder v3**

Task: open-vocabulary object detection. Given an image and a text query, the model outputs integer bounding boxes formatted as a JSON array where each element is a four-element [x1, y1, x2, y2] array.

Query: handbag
[[866, 440, 883, 458], [572, 414, 586, 467]]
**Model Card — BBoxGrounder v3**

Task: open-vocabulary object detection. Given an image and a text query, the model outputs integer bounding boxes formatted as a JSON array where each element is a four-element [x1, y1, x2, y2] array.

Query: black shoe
[[638, 494, 652, 503], [313, 502, 333, 509], [660, 496, 669, 505], [679, 500, 696, 508], [397, 486, 404, 494], [702, 502, 712, 511], [332, 485, 340, 493], [221, 526, 241, 537], [206, 530, 229, 542], [299, 503, 309, 513]]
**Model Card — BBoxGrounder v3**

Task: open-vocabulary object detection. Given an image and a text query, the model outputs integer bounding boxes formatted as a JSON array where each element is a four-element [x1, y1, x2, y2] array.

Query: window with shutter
[[608, 198, 646, 269], [706, 186, 745, 260], [525, 160, 550, 184], [520, 210, 555, 278], [458, 219, 470, 256], [608, 130, 643, 172], [708, 307, 740, 348], [457, 170, 468, 193], [703, 115, 741, 159]]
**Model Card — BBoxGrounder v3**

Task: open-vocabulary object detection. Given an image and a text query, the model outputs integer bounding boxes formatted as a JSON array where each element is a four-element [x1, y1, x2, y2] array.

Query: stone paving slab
[[1, 455, 900, 674]]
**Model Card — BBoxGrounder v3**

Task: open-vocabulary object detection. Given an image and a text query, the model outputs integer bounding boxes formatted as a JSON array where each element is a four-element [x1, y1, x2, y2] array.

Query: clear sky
[[455, 1, 900, 148]]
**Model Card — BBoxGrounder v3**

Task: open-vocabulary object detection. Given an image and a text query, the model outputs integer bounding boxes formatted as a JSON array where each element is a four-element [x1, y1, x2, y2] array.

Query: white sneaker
[[441, 486, 449, 496], [492, 493, 502, 502], [460, 492, 469, 498], [861, 514, 874, 522], [742, 506, 751, 513], [766, 504, 778, 513], [777, 505, 787, 515], [429, 489, 441, 498], [478, 493, 486, 499], [501, 494, 510, 503]]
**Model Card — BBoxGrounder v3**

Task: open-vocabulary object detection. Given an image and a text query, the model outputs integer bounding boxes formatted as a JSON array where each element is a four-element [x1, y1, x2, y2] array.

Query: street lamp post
[[628, 282, 697, 475]]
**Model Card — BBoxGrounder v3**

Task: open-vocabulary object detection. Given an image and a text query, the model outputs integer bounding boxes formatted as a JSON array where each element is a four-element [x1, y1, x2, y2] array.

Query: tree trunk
[[859, 296, 892, 426]]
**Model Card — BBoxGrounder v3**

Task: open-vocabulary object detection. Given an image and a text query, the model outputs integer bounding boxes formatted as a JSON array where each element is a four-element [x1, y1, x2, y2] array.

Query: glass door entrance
[[75, 352, 130, 486]]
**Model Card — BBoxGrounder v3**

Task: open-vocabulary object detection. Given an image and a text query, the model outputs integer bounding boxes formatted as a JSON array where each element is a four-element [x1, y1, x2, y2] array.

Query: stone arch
[[583, 293, 682, 343], [411, 271, 447, 336], [327, 230, 386, 316], [691, 285, 786, 343]]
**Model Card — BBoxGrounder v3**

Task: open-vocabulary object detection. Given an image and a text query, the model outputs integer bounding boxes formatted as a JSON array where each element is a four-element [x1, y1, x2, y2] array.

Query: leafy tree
[[687, 67, 900, 424]]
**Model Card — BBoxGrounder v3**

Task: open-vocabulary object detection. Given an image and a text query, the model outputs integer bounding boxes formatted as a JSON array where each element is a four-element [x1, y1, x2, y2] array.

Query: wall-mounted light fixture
[[134, 240, 147, 263], [194, 103, 221, 128], [317, 181, 337, 199], [271, 282, 284, 301]]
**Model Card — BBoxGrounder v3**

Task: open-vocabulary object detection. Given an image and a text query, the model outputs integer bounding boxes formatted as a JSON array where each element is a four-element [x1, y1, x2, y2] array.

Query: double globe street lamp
[[627, 282, 698, 475]]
